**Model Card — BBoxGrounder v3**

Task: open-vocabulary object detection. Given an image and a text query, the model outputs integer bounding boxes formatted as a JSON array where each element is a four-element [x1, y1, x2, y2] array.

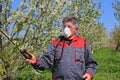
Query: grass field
[[93, 48, 120, 80]]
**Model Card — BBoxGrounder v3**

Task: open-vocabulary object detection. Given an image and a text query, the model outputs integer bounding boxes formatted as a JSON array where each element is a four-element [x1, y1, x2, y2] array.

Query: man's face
[[63, 21, 78, 39]]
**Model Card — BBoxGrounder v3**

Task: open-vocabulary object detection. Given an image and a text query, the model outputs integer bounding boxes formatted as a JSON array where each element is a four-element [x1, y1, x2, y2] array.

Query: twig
[[22, 25, 30, 44], [12, 62, 27, 80]]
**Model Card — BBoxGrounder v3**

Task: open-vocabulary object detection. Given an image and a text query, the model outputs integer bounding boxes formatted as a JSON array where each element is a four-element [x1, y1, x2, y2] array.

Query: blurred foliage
[[113, 0, 120, 22], [112, 0, 120, 51], [0, 0, 110, 79], [112, 26, 120, 45], [112, 26, 120, 51], [80, 22, 109, 51]]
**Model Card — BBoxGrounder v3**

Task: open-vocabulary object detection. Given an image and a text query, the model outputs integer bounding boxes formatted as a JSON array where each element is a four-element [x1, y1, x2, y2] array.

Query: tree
[[113, 0, 120, 22], [0, 0, 109, 79], [112, 26, 120, 51], [112, 0, 120, 51], [0, 0, 2, 52]]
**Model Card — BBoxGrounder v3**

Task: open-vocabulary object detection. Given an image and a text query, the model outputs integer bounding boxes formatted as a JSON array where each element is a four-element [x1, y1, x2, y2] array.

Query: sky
[[12, 0, 118, 34], [97, 0, 118, 33]]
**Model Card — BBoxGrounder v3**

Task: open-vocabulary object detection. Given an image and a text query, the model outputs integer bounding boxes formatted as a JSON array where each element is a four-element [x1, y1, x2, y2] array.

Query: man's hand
[[82, 73, 93, 80], [25, 53, 38, 64]]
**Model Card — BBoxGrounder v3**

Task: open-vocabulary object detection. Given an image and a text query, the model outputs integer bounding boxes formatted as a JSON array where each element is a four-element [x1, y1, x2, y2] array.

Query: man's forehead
[[64, 21, 75, 25]]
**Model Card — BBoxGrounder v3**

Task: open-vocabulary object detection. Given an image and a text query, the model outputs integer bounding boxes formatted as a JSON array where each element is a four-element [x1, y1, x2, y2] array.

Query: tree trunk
[[0, 34, 2, 51], [116, 42, 120, 51], [0, 1, 3, 51]]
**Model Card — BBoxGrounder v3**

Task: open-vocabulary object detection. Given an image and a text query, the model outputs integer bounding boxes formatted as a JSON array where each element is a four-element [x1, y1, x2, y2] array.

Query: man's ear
[[75, 28, 78, 32]]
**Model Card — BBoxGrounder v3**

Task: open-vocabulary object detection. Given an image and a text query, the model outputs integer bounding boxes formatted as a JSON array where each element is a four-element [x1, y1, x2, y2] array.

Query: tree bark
[[116, 42, 120, 51], [0, 1, 3, 51]]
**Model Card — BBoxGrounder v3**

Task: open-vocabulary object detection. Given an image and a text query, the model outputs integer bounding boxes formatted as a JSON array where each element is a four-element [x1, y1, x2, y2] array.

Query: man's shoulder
[[74, 36, 85, 42], [76, 36, 84, 40], [74, 36, 89, 47], [52, 36, 64, 46]]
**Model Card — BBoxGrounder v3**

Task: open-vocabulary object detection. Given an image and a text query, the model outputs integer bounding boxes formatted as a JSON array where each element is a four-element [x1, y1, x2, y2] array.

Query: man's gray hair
[[62, 16, 80, 28]]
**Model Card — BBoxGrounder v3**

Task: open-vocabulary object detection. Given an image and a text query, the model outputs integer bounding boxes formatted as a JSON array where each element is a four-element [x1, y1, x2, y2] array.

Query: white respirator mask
[[63, 27, 71, 38]]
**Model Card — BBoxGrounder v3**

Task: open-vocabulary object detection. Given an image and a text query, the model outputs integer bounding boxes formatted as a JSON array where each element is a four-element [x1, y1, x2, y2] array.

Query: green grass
[[93, 48, 120, 80]]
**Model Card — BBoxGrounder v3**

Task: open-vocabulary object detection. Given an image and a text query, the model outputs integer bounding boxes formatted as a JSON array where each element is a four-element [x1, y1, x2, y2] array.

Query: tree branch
[[22, 25, 30, 44], [12, 62, 27, 80]]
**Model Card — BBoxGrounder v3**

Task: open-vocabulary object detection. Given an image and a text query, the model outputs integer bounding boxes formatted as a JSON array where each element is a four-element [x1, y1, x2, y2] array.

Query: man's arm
[[25, 42, 56, 71], [83, 44, 98, 80], [32, 43, 56, 70]]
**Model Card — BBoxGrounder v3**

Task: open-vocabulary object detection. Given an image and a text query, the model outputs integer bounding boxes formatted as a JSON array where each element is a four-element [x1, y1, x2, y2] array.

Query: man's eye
[[68, 26, 72, 28]]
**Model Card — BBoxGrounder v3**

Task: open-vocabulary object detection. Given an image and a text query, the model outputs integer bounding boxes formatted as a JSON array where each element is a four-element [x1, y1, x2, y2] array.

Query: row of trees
[[0, 0, 110, 79], [112, 0, 120, 51]]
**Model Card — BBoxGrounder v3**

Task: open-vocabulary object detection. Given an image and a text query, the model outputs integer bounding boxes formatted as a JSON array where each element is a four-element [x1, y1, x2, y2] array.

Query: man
[[25, 16, 98, 80]]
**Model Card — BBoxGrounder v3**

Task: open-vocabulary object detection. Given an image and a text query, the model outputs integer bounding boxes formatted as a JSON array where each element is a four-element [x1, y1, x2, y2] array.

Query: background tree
[[0, 0, 109, 79], [112, 26, 120, 51], [112, 0, 120, 51]]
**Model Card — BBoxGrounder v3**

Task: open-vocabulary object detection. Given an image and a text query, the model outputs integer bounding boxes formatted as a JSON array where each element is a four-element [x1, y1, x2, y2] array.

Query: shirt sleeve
[[32, 43, 56, 70], [85, 44, 98, 78]]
